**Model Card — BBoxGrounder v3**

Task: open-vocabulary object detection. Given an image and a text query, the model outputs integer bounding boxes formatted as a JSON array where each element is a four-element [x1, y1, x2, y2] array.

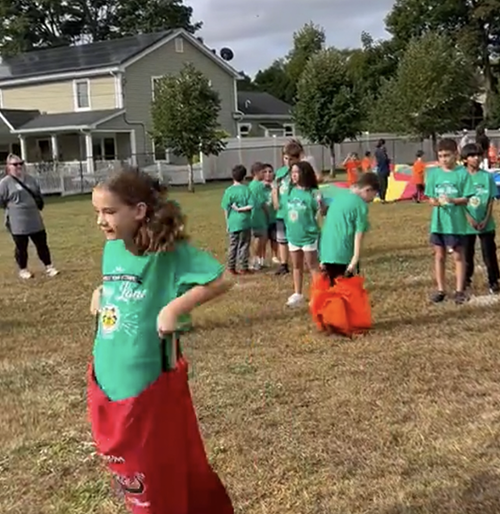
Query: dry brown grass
[[1, 184, 500, 514]]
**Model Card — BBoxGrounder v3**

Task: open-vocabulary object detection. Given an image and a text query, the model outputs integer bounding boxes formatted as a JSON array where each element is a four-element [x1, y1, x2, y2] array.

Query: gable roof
[[0, 29, 241, 85], [0, 32, 171, 83], [237, 91, 292, 117], [0, 108, 40, 130]]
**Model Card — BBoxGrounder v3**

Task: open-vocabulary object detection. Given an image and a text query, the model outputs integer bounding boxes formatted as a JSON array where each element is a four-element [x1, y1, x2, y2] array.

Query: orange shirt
[[361, 157, 372, 173], [412, 159, 425, 185], [345, 160, 360, 185]]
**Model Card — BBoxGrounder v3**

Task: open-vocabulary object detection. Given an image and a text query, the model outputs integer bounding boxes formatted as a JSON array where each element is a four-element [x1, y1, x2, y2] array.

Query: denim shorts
[[430, 233, 464, 249], [276, 219, 287, 244]]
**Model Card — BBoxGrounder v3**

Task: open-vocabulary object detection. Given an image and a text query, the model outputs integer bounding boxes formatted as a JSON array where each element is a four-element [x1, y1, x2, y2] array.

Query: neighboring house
[[236, 91, 295, 138], [0, 29, 241, 173]]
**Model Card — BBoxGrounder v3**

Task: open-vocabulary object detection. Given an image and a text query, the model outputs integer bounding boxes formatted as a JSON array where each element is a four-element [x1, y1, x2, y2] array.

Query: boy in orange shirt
[[343, 153, 361, 186], [361, 151, 373, 173], [412, 150, 426, 202]]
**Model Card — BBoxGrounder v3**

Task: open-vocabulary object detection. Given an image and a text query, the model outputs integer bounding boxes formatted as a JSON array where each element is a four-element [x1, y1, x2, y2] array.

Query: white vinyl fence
[[22, 132, 500, 194]]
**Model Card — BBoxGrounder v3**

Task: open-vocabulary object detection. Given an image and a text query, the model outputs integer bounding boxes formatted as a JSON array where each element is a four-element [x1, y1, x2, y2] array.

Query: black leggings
[[12, 230, 52, 269]]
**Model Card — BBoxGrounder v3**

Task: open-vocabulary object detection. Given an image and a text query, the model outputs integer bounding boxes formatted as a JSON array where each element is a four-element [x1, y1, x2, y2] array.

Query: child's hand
[[157, 305, 178, 337], [90, 286, 102, 315], [429, 198, 440, 207], [231, 203, 240, 212], [476, 221, 485, 231]]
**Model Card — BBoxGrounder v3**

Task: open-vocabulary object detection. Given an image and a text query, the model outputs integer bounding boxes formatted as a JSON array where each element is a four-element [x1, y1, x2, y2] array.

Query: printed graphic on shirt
[[101, 305, 119, 333]]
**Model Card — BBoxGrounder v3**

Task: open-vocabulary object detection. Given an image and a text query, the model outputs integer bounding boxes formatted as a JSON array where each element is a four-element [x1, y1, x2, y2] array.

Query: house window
[[284, 124, 295, 137], [74, 80, 90, 110], [93, 137, 117, 160], [238, 123, 251, 137], [175, 37, 184, 53], [151, 76, 163, 99], [153, 141, 172, 162]]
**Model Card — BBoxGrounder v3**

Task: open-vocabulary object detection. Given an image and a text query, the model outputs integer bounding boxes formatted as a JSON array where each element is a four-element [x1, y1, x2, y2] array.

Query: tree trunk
[[431, 132, 437, 157], [329, 143, 336, 177], [187, 159, 195, 193]]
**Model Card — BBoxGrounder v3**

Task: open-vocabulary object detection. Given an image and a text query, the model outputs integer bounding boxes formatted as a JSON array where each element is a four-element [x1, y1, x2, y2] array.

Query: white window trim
[[73, 79, 91, 111], [0, 89, 3, 108], [152, 139, 173, 162], [237, 122, 252, 137], [175, 37, 184, 53], [283, 123, 295, 137], [114, 73, 123, 108], [151, 75, 164, 100]]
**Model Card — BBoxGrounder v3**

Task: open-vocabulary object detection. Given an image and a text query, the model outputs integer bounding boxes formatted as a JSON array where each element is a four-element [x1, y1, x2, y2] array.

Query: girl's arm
[[271, 183, 279, 210], [478, 198, 494, 230], [90, 285, 102, 315], [158, 276, 232, 335], [235, 205, 253, 212]]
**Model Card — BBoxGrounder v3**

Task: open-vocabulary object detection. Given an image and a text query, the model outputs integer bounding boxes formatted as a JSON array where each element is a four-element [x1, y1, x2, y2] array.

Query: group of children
[[222, 137, 500, 307], [221, 139, 380, 307]]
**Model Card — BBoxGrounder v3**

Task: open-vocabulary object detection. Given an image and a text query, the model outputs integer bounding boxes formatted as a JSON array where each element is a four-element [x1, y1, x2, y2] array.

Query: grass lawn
[[1, 183, 500, 513]]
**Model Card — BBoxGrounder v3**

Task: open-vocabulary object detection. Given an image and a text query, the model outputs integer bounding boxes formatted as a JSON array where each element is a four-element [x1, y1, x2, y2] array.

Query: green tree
[[385, 0, 500, 117], [0, 0, 201, 56], [150, 63, 225, 192], [237, 72, 259, 91], [253, 60, 291, 103], [293, 48, 363, 174], [370, 32, 476, 150]]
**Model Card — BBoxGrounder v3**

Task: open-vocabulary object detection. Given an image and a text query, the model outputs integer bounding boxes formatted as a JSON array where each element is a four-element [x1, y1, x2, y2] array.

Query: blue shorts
[[430, 233, 464, 249]]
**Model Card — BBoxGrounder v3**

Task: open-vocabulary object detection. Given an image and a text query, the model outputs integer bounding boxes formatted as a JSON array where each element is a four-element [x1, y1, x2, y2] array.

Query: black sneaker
[[454, 291, 467, 305], [430, 291, 446, 303], [275, 264, 289, 276], [489, 283, 500, 294]]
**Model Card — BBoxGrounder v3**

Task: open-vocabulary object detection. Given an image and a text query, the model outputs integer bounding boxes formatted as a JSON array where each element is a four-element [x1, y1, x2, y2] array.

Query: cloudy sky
[[193, 0, 395, 76]]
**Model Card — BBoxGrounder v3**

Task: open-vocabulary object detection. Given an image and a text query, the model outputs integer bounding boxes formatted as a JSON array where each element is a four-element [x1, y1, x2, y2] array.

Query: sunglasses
[[9, 161, 24, 166]]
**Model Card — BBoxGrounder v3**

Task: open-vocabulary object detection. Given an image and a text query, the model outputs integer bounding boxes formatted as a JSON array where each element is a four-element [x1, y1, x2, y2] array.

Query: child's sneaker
[[46, 265, 59, 277], [489, 283, 500, 294], [252, 261, 262, 271], [454, 291, 467, 305], [272, 256, 280, 265], [286, 293, 304, 307], [275, 264, 289, 276], [19, 269, 32, 279], [430, 290, 446, 303]]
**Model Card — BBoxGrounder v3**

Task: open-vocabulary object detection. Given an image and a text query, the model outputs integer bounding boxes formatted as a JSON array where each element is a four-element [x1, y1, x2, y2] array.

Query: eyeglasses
[[9, 162, 24, 166]]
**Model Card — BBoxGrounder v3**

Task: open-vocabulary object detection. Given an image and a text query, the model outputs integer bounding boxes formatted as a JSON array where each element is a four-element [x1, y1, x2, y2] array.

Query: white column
[[19, 135, 27, 162], [85, 132, 94, 174], [129, 130, 137, 166], [50, 134, 58, 161]]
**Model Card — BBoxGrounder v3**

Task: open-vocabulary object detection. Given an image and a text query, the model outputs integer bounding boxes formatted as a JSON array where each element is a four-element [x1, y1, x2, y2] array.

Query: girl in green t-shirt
[[284, 160, 323, 307], [89, 168, 234, 513]]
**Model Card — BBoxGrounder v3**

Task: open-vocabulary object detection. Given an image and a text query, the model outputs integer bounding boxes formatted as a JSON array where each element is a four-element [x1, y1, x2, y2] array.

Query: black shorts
[[323, 262, 360, 286], [268, 223, 277, 242], [430, 233, 464, 249]]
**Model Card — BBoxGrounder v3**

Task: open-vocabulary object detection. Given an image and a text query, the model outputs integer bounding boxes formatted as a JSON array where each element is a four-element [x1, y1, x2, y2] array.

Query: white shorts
[[288, 240, 318, 252]]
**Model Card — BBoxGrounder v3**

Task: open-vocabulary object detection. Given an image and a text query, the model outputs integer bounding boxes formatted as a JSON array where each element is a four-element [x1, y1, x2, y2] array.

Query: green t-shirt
[[264, 183, 276, 225], [221, 183, 252, 232], [248, 179, 268, 231], [285, 187, 321, 246], [320, 188, 369, 265], [274, 165, 290, 220], [465, 170, 497, 234], [93, 240, 223, 401], [424, 166, 475, 235]]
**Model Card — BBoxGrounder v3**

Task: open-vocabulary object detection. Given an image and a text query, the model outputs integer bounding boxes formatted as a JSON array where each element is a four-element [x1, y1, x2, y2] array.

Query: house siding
[[123, 34, 237, 163], [0, 75, 116, 113]]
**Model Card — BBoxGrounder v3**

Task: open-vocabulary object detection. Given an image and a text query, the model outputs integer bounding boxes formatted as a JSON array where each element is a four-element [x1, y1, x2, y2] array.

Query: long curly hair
[[98, 167, 188, 254]]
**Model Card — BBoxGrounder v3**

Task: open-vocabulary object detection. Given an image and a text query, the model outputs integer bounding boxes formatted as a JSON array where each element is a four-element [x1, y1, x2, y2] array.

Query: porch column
[[50, 134, 59, 161], [19, 135, 27, 162], [85, 132, 94, 174], [130, 130, 137, 165]]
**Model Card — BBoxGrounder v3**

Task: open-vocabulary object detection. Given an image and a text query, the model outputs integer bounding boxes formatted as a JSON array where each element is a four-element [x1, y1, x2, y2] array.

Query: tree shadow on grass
[[382, 470, 500, 514]]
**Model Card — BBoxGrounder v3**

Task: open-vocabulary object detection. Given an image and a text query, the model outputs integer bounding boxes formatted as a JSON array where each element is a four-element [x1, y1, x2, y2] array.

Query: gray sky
[[193, 0, 395, 76]]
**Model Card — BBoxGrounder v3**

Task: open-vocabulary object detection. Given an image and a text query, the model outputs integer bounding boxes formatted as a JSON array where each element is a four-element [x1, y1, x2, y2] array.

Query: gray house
[[236, 91, 295, 138], [0, 29, 241, 173]]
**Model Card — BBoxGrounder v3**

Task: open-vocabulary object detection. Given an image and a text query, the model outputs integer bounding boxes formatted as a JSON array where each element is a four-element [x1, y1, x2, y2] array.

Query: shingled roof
[[0, 31, 172, 82], [237, 91, 292, 116]]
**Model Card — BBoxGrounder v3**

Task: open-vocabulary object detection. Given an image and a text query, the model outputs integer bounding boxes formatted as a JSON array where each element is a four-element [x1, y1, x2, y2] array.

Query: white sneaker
[[272, 256, 280, 264], [252, 261, 262, 271], [286, 293, 304, 307], [19, 269, 32, 279], [46, 265, 59, 277]]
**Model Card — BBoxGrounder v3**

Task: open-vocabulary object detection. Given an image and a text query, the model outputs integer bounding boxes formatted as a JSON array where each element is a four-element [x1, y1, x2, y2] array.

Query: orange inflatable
[[310, 274, 372, 337]]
